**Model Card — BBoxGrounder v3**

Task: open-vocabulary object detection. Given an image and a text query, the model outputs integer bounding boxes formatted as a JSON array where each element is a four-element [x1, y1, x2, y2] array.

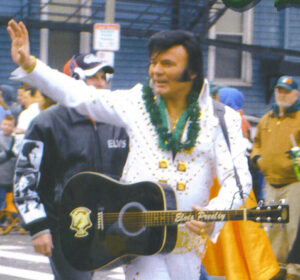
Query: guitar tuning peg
[[278, 199, 286, 205], [258, 200, 264, 207], [269, 200, 275, 205]]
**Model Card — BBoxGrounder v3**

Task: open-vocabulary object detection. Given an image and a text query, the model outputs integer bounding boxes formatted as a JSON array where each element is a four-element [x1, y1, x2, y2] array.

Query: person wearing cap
[[251, 75, 300, 280], [12, 53, 129, 280], [63, 53, 114, 89]]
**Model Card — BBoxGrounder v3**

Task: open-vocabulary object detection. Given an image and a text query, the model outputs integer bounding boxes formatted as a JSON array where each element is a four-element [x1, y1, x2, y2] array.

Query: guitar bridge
[[97, 210, 104, 231]]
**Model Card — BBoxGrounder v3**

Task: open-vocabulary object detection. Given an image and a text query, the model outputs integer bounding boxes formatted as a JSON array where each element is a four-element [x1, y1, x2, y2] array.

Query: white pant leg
[[165, 251, 201, 280], [124, 252, 201, 280], [124, 254, 171, 280]]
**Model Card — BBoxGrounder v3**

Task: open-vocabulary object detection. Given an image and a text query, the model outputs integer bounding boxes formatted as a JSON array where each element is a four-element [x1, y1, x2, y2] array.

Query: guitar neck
[[102, 209, 250, 228], [142, 209, 246, 226], [100, 205, 288, 228]]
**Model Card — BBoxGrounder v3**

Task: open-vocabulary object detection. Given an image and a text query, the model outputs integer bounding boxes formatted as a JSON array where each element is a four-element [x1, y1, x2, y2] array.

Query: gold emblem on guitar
[[70, 207, 92, 238]]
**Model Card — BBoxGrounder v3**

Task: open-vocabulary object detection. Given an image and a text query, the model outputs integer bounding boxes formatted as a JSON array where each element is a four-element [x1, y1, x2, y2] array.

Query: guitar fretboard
[[142, 210, 245, 226], [102, 209, 247, 227], [97, 206, 288, 229]]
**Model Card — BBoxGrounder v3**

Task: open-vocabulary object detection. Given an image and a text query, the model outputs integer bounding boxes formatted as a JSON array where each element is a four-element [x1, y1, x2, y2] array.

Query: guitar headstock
[[248, 203, 289, 224]]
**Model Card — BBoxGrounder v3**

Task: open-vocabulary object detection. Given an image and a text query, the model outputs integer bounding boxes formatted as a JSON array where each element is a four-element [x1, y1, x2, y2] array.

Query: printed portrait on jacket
[[14, 140, 46, 224]]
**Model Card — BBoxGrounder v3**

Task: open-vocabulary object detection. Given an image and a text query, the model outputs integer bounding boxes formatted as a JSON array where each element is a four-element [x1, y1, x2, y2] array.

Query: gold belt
[[172, 225, 208, 257]]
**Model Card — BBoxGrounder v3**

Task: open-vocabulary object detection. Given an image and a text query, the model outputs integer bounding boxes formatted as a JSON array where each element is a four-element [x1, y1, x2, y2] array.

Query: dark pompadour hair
[[148, 30, 204, 93]]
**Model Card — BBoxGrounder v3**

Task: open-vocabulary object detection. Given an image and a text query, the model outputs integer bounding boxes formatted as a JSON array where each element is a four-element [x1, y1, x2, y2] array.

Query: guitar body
[[59, 171, 289, 271], [59, 172, 177, 271]]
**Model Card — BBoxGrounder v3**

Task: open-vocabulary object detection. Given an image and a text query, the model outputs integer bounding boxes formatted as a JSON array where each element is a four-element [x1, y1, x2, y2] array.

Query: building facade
[[0, 0, 300, 117]]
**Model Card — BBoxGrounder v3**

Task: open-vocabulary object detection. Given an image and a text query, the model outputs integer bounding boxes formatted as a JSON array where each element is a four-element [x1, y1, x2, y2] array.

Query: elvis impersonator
[[7, 19, 252, 280]]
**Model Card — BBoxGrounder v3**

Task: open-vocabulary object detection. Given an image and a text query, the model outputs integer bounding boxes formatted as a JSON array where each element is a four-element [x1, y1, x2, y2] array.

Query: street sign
[[96, 51, 115, 67], [93, 23, 120, 51]]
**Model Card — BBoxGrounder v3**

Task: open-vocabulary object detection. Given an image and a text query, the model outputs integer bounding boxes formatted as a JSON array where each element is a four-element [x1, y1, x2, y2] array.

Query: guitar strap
[[213, 100, 244, 199]]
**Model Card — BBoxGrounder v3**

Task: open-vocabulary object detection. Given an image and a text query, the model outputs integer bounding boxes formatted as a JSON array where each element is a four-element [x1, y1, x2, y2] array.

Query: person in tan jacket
[[251, 75, 300, 280]]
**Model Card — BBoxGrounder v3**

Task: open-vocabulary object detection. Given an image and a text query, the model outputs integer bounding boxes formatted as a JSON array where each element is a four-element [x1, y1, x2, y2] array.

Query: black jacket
[[14, 105, 129, 236]]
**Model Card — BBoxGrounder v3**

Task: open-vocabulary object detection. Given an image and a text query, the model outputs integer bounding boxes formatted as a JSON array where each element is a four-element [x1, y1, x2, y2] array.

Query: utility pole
[[105, 0, 116, 23], [96, 0, 117, 67]]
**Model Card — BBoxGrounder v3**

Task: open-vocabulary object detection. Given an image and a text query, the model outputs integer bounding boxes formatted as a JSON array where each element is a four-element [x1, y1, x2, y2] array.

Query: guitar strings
[[97, 208, 282, 225]]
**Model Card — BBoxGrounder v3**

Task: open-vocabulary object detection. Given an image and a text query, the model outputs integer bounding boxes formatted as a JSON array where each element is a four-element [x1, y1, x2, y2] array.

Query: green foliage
[[222, 0, 256, 9], [222, 0, 300, 10], [274, 0, 300, 8]]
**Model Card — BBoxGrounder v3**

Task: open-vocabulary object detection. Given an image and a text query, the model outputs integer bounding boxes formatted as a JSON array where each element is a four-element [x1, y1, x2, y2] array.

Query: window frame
[[207, 9, 253, 86], [39, 0, 91, 64]]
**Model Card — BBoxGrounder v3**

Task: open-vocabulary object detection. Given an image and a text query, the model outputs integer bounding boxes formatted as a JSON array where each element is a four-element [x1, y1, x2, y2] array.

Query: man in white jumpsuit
[[7, 20, 252, 280]]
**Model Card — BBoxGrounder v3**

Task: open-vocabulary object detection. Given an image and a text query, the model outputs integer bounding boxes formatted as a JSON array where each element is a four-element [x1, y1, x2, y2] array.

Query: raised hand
[[7, 19, 34, 69]]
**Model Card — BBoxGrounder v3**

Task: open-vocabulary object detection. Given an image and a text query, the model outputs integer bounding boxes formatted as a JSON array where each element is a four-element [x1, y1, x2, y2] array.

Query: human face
[[148, 45, 195, 101], [86, 70, 107, 89], [18, 88, 34, 108], [28, 147, 40, 168], [17, 87, 26, 106], [1, 119, 15, 136], [275, 87, 299, 109], [34, 90, 54, 110]]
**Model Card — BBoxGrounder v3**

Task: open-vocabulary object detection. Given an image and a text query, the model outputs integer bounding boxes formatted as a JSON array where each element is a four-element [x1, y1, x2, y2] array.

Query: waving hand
[[7, 19, 34, 69]]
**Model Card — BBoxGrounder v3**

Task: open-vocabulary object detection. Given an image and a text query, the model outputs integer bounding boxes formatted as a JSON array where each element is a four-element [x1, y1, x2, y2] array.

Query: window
[[208, 9, 253, 86], [39, 0, 91, 70], [48, 31, 79, 70]]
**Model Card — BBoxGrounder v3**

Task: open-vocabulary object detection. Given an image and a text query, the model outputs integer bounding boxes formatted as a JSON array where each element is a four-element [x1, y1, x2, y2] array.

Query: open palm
[[7, 19, 31, 68]]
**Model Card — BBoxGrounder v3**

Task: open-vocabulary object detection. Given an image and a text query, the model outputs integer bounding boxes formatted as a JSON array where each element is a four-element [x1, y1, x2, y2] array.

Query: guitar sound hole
[[123, 207, 143, 233], [119, 201, 146, 237]]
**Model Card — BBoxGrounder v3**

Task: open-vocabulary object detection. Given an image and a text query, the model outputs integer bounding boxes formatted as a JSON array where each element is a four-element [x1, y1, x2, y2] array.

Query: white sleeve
[[11, 60, 136, 128], [207, 107, 253, 241]]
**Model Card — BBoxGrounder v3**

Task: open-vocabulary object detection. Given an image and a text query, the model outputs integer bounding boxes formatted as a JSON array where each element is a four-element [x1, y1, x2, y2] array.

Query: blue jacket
[[14, 105, 129, 236]]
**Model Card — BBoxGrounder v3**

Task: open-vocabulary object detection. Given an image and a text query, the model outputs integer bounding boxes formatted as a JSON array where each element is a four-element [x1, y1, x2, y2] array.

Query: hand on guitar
[[7, 19, 35, 70], [32, 232, 54, 257], [185, 206, 214, 237]]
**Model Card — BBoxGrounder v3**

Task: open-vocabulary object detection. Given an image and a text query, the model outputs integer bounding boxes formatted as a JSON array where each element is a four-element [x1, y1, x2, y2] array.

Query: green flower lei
[[142, 84, 201, 154]]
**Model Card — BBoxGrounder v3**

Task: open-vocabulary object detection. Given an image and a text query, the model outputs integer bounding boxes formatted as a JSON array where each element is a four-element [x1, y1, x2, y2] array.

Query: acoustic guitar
[[59, 172, 289, 271]]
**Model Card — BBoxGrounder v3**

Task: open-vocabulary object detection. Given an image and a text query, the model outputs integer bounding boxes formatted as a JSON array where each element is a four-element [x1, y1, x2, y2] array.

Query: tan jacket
[[251, 106, 300, 185]]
